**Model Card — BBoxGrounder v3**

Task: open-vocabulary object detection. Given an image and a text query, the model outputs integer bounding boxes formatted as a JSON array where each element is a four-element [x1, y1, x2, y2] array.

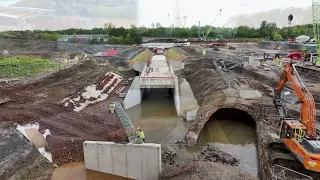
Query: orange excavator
[[274, 60, 320, 172]]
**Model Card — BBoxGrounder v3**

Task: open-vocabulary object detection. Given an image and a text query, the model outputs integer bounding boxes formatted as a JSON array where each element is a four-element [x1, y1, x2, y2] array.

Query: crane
[[313, 0, 320, 66], [273, 60, 320, 172], [198, 21, 202, 40]]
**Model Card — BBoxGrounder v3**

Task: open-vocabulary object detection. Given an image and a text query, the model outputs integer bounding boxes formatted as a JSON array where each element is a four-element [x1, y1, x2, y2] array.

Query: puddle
[[51, 162, 86, 180], [126, 88, 190, 145]]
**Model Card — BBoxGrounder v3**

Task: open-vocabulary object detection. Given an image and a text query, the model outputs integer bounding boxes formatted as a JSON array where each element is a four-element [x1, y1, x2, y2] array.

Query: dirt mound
[[0, 122, 53, 180], [161, 162, 258, 180], [184, 58, 228, 105], [61, 72, 123, 112], [0, 39, 58, 54], [0, 60, 133, 166]]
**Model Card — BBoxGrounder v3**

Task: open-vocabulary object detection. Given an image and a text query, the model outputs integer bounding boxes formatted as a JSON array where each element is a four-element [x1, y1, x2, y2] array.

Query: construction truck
[[273, 60, 320, 172]]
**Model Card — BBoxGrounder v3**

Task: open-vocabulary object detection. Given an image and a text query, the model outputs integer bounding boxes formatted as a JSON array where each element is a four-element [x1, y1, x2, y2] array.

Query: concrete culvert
[[195, 108, 259, 177]]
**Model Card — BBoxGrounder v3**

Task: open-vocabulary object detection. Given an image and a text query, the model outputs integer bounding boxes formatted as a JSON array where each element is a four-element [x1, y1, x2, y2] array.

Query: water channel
[[126, 90, 258, 177]]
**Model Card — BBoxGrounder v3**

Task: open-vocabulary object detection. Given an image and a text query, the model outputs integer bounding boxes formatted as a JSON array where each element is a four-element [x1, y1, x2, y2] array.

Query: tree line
[[0, 21, 315, 43]]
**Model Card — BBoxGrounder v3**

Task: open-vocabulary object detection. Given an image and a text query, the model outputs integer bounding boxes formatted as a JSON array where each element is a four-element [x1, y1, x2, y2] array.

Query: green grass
[[128, 49, 152, 67], [165, 49, 182, 60], [133, 49, 152, 62], [0, 57, 59, 78]]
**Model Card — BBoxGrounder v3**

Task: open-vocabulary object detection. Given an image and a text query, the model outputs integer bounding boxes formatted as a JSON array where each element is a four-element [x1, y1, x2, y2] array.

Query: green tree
[[236, 26, 250, 37], [124, 34, 133, 44], [273, 33, 283, 41], [259, 21, 268, 38], [266, 22, 277, 39]]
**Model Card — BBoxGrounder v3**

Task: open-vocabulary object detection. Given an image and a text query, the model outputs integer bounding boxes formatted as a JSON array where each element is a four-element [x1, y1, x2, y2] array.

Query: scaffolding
[[270, 164, 313, 180]]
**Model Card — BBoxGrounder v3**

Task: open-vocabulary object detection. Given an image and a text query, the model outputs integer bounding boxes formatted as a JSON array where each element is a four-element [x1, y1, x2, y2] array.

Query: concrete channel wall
[[173, 76, 181, 116], [123, 77, 142, 110], [83, 141, 161, 180]]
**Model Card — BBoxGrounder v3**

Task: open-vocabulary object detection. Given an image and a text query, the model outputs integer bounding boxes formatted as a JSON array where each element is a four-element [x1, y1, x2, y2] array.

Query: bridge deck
[[140, 55, 175, 88]]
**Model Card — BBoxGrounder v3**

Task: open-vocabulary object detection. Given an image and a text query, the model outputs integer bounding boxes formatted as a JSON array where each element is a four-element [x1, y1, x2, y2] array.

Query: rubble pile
[[197, 144, 239, 166]]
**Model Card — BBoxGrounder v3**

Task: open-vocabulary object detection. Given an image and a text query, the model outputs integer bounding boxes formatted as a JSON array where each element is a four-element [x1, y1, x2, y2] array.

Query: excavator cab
[[280, 120, 306, 142]]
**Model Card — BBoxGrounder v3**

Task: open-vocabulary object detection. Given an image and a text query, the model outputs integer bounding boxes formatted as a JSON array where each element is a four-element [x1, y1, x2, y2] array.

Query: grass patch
[[0, 57, 59, 78], [128, 49, 152, 67], [165, 49, 183, 60]]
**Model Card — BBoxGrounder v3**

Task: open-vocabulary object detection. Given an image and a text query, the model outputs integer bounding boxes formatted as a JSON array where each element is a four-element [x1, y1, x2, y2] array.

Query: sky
[[0, 0, 313, 29], [137, 0, 311, 27]]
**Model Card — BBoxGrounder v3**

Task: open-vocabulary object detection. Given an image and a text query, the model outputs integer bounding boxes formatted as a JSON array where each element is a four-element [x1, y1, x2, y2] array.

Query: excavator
[[273, 60, 320, 172]]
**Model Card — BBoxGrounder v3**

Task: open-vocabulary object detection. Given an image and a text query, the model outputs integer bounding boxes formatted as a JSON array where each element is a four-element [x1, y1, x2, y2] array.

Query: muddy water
[[126, 88, 190, 145], [175, 118, 258, 177], [126, 89, 258, 177], [51, 162, 86, 180], [197, 119, 258, 176]]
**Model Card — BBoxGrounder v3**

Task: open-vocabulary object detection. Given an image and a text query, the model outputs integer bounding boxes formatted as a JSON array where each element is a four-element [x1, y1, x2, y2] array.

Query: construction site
[[0, 35, 320, 180], [2, 0, 320, 180]]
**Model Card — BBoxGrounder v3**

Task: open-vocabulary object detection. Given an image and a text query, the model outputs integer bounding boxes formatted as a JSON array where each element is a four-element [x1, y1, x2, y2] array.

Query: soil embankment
[[0, 39, 143, 179], [178, 44, 320, 180]]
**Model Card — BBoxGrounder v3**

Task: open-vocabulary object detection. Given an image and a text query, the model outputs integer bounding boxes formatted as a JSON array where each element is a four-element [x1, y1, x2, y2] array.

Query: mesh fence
[[270, 164, 313, 180]]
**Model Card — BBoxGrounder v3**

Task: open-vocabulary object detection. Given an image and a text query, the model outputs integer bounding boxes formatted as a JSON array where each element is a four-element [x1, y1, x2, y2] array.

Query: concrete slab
[[126, 145, 143, 179], [25, 128, 48, 148], [97, 142, 113, 174], [83, 142, 98, 171], [83, 141, 161, 180], [111, 143, 128, 177]]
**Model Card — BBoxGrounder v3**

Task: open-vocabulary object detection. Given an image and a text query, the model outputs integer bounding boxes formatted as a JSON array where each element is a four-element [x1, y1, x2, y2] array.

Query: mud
[[0, 39, 143, 179], [197, 144, 239, 166], [0, 122, 54, 180], [161, 162, 258, 180], [178, 44, 320, 180]]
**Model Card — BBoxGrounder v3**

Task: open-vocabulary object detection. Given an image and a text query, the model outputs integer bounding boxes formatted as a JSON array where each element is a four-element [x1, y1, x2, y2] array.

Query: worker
[[136, 127, 145, 143]]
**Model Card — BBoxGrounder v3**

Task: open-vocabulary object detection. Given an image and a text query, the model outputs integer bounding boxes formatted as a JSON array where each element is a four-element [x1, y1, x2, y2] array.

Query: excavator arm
[[274, 61, 316, 137]]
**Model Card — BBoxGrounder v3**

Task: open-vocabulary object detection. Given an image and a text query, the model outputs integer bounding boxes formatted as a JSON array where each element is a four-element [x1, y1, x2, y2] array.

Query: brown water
[[126, 90, 258, 177], [198, 119, 258, 176], [51, 162, 86, 180], [198, 119, 256, 146], [126, 88, 190, 145]]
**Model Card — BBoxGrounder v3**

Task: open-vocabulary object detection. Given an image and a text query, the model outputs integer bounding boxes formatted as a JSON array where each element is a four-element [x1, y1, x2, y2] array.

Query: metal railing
[[270, 164, 313, 180]]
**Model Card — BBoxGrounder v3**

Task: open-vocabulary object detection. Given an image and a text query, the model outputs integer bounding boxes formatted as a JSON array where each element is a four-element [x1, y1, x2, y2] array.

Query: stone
[[3, 50, 9, 57]]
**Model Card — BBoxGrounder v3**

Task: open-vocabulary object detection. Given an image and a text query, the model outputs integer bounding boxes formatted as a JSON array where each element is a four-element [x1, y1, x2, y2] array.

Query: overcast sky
[[137, 0, 311, 27], [0, 0, 312, 28]]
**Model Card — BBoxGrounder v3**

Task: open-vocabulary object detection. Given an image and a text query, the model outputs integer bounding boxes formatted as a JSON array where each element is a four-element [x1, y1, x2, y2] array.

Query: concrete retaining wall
[[83, 141, 161, 180], [133, 62, 146, 73], [124, 77, 142, 110], [173, 76, 182, 116]]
